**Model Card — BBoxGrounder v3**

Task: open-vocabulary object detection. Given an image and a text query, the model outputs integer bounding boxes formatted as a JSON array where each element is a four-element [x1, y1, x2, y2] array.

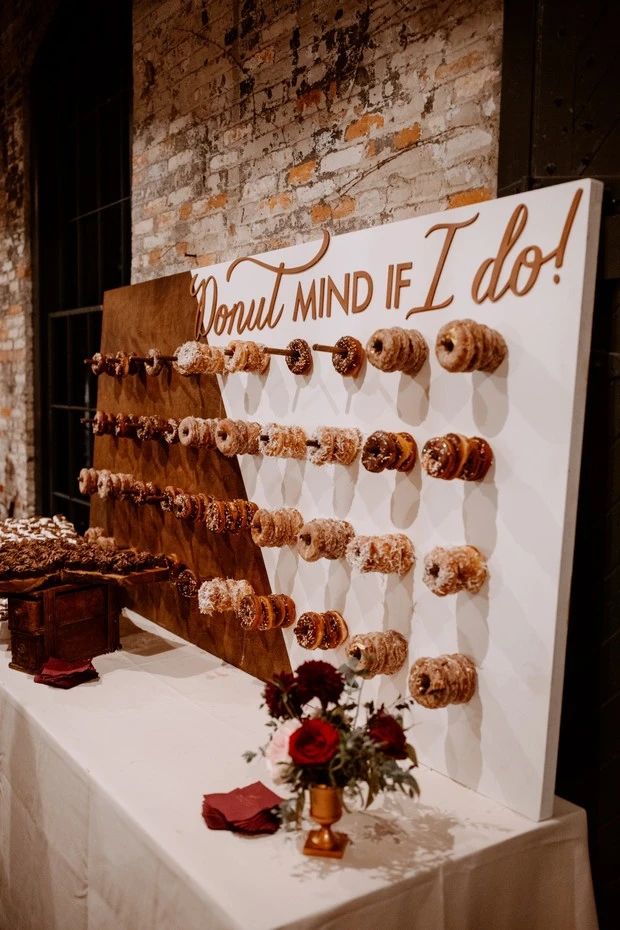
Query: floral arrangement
[[244, 660, 419, 819]]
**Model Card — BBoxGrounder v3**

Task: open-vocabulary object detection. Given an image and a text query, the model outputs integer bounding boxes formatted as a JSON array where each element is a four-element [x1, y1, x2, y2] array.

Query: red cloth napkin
[[202, 781, 284, 836], [34, 657, 99, 689]]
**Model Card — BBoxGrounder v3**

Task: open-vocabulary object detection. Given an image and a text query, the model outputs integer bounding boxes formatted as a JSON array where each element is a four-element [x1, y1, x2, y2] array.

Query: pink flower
[[265, 720, 298, 784]]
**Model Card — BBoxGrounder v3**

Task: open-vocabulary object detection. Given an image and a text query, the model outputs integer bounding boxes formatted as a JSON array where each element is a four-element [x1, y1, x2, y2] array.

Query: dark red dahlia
[[296, 661, 345, 708], [366, 711, 408, 759], [263, 672, 301, 719]]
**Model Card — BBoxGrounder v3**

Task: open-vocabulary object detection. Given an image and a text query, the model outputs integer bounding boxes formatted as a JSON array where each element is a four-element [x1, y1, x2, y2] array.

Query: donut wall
[[92, 179, 601, 821]]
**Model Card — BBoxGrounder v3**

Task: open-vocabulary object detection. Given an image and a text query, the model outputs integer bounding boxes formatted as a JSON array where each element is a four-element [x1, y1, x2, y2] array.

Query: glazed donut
[[251, 508, 303, 547], [435, 319, 507, 373], [393, 432, 418, 472], [422, 545, 488, 596], [178, 417, 217, 448], [361, 431, 400, 473], [421, 433, 470, 480], [408, 653, 477, 708], [144, 348, 163, 376], [332, 336, 364, 376], [366, 327, 428, 375], [294, 612, 325, 650], [346, 533, 415, 575], [319, 611, 349, 650], [297, 519, 354, 562], [258, 423, 307, 459], [285, 339, 313, 375]]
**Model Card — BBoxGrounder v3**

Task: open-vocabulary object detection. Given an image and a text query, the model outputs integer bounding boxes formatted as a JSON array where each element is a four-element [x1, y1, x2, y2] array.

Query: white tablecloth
[[0, 611, 598, 930]]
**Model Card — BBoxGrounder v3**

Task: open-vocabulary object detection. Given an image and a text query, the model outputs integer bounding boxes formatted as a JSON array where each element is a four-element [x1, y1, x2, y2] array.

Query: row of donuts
[[85, 318, 507, 380], [77, 468, 487, 594], [85, 414, 493, 481], [194, 575, 476, 709]]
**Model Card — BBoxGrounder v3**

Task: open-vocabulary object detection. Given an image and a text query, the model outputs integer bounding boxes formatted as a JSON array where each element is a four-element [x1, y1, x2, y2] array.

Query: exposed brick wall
[[0, 1, 58, 518], [132, 0, 503, 281]]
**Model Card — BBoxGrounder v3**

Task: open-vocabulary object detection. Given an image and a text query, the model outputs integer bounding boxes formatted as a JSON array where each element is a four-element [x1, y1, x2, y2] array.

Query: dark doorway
[[31, 0, 131, 532], [499, 2, 620, 926]]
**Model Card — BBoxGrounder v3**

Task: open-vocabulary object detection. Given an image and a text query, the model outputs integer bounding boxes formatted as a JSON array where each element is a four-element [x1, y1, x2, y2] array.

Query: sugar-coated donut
[[408, 653, 477, 708]]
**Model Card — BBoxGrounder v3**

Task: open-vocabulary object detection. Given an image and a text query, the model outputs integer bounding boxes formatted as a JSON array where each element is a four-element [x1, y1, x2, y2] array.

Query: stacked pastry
[[408, 654, 477, 708]]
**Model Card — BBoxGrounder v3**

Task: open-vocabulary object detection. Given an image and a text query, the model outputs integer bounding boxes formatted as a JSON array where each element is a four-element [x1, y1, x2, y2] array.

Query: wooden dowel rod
[[224, 349, 234, 356], [312, 343, 343, 354], [259, 434, 269, 442], [306, 439, 320, 448], [264, 346, 290, 357]]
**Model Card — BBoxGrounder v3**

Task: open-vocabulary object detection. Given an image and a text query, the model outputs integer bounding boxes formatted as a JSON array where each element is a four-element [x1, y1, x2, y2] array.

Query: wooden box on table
[[7, 582, 120, 674]]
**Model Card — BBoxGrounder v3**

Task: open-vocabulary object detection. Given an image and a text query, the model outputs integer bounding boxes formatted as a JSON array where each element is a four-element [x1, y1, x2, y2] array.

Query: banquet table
[[0, 610, 598, 930]]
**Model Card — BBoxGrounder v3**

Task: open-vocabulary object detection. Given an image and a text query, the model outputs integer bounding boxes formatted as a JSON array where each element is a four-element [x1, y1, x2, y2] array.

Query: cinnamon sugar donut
[[78, 468, 99, 495], [144, 348, 164, 377], [366, 327, 428, 375], [346, 533, 414, 575], [215, 419, 258, 457], [297, 519, 354, 562], [423, 545, 488, 596], [408, 653, 477, 708], [435, 319, 507, 373], [224, 340, 270, 374], [178, 417, 217, 448], [332, 336, 364, 376], [251, 508, 303, 547], [346, 630, 407, 677], [285, 339, 313, 375]]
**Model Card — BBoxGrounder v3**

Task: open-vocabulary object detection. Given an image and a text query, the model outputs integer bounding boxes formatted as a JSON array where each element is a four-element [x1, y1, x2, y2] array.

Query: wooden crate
[[7, 581, 120, 674]]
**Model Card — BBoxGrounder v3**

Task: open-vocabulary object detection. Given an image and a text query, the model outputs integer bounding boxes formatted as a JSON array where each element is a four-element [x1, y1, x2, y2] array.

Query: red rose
[[367, 711, 408, 759], [289, 718, 340, 766]]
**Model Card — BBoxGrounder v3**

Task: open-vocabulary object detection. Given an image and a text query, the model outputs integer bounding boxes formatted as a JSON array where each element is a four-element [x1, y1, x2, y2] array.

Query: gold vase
[[303, 785, 349, 859]]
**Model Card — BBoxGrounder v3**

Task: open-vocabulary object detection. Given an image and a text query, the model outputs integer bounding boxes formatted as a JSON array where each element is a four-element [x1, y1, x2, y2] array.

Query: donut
[[393, 432, 418, 472], [197, 578, 254, 615], [361, 431, 400, 473], [408, 653, 477, 708], [78, 467, 98, 495], [215, 419, 249, 457], [113, 351, 138, 378], [306, 426, 362, 466], [178, 417, 217, 448], [421, 434, 470, 480], [423, 545, 488, 595], [224, 341, 270, 374], [114, 413, 139, 438], [346, 533, 414, 575], [144, 348, 164, 376], [285, 339, 313, 375], [251, 508, 303, 547], [297, 519, 354, 562], [175, 568, 198, 599], [237, 594, 263, 631], [460, 437, 493, 481], [366, 327, 428, 375], [346, 631, 407, 677], [90, 352, 108, 376], [96, 470, 113, 499], [319, 611, 349, 650], [161, 418, 180, 444], [173, 341, 209, 375], [435, 319, 507, 373], [332, 336, 364, 376], [258, 423, 307, 459], [294, 612, 325, 650], [92, 411, 114, 436]]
